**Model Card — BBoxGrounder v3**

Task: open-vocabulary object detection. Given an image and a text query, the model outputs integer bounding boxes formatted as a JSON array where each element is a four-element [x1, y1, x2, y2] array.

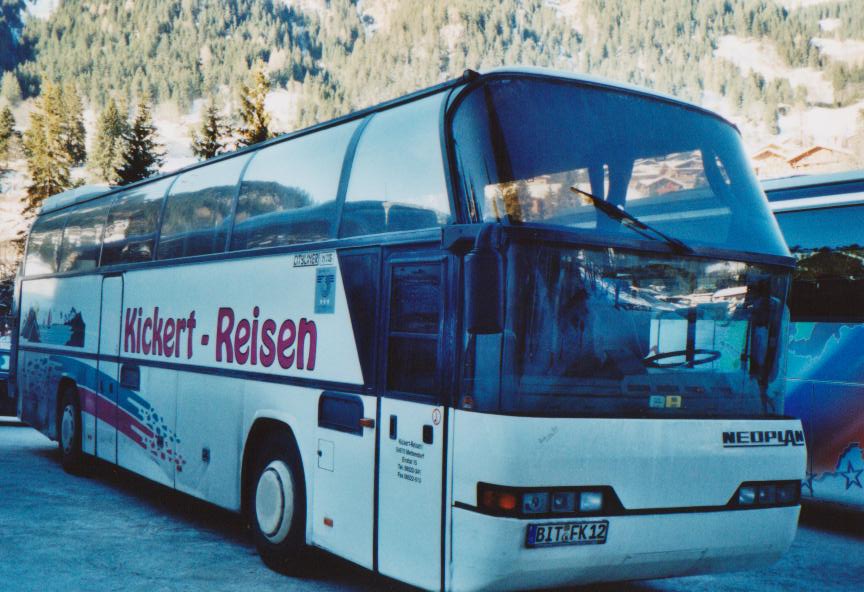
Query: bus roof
[[764, 169, 864, 212], [38, 67, 737, 216], [762, 169, 864, 193], [39, 184, 110, 215]]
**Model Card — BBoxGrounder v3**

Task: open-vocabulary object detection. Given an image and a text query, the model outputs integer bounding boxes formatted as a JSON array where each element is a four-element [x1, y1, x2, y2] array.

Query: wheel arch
[[240, 415, 307, 525], [55, 376, 79, 440]]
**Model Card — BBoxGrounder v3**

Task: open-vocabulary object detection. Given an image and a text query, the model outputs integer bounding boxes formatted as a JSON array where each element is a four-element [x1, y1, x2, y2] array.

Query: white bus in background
[[12, 68, 805, 591]]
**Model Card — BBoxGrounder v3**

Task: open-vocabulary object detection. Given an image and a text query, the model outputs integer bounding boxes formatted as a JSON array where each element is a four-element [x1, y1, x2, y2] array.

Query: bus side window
[[340, 95, 451, 238], [24, 212, 67, 276], [58, 198, 110, 272], [158, 155, 250, 260], [776, 204, 864, 322], [101, 178, 173, 266], [387, 262, 443, 396], [231, 121, 360, 251]]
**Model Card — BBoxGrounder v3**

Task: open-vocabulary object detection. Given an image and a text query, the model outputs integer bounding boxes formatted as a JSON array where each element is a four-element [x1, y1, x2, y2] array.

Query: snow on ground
[[779, 0, 837, 9], [820, 18, 841, 33], [356, 0, 393, 35], [812, 38, 864, 65], [26, 0, 58, 20], [779, 98, 864, 147], [716, 35, 835, 105], [0, 166, 27, 242], [153, 101, 198, 173], [265, 85, 303, 136], [2, 424, 864, 591]]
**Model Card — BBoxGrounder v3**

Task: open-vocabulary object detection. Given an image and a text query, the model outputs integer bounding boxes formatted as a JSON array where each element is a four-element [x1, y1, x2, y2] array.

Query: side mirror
[[465, 224, 503, 334]]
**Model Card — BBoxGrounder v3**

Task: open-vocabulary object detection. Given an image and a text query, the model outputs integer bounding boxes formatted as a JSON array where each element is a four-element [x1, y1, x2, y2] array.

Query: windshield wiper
[[570, 186, 693, 254]]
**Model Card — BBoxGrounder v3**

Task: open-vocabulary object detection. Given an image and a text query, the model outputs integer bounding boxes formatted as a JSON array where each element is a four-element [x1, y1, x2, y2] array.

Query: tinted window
[[25, 212, 67, 276], [59, 199, 109, 272], [232, 121, 360, 250], [341, 95, 451, 238], [387, 262, 442, 396], [776, 205, 864, 322], [158, 155, 249, 260], [102, 178, 172, 266]]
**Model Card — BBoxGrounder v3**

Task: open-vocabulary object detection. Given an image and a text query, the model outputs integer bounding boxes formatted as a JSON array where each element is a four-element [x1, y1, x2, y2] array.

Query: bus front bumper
[[448, 505, 799, 592]]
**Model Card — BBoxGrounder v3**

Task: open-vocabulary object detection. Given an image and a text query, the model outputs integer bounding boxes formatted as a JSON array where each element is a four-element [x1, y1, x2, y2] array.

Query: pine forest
[[2, 0, 864, 312]]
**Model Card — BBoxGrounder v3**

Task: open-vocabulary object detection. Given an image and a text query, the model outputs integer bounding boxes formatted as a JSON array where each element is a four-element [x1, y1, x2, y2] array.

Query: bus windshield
[[452, 75, 789, 258], [462, 241, 790, 418]]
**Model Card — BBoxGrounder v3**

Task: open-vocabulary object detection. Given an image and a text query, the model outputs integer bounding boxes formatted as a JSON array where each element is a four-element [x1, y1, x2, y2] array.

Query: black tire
[[58, 384, 87, 475], [248, 430, 307, 574]]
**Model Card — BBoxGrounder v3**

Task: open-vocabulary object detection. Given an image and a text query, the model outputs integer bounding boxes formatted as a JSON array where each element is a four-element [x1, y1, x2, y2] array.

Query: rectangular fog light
[[579, 491, 603, 513], [738, 486, 757, 505]]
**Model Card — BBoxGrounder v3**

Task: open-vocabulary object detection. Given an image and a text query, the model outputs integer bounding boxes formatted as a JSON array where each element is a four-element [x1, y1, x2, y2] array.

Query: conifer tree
[[62, 81, 87, 166], [237, 60, 271, 147], [23, 82, 71, 213], [90, 97, 129, 184], [0, 105, 15, 167], [116, 93, 164, 185], [191, 97, 230, 160], [0, 71, 21, 106]]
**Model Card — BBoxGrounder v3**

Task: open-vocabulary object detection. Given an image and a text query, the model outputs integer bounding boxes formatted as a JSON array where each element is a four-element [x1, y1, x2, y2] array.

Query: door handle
[[389, 415, 397, 440], [423, 424, 433, 445]]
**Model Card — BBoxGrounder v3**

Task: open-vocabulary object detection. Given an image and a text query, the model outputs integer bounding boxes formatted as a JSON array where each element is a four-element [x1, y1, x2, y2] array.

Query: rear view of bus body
[[13, 68, 804, 591]]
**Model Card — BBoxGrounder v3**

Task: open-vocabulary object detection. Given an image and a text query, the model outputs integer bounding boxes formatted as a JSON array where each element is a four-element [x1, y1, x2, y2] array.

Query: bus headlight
[[733, 481, 799, 507], [758, 484, 776, 505], [550, 492, 576, 513], [738, 485, 757, 505], [522, 492, 549, 514], [775, 482, 800, 504], [478, 483, 618, 517], [579, 491, 604, 513]]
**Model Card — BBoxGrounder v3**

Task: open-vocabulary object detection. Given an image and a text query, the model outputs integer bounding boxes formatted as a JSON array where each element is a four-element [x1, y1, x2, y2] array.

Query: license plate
[[526, 520, 609, 548]]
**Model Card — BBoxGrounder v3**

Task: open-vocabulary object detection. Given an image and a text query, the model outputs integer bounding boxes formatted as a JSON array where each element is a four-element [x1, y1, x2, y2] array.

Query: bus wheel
[[249, 433, 306, 573], [59, 384, 86, 475]]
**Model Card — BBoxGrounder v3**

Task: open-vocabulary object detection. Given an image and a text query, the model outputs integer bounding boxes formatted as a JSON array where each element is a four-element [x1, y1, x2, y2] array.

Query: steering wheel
[[643, 349, 722, 368]]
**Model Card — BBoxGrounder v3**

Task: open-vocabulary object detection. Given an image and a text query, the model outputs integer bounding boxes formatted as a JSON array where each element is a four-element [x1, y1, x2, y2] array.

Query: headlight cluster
[[476, 479, 802, 518], [478, 483, 613, 518], [733, 481, 800, 507]]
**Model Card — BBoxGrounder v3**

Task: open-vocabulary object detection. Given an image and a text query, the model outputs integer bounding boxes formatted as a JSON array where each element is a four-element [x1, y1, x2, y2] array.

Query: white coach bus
[[12, 68, 805, 591]]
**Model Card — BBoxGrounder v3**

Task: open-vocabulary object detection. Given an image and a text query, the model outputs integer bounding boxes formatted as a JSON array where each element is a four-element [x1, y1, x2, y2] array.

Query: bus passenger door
[[377, 256, 449, 591], [95, 275, 123, 463]]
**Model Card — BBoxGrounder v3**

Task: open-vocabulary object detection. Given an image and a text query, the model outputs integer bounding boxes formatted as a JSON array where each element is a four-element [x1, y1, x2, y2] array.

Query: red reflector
[[323, 517, 334, 527]]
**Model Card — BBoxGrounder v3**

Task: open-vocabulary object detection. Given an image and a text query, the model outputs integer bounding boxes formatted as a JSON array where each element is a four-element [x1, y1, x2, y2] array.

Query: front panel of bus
[[444, 74, 805, 591]]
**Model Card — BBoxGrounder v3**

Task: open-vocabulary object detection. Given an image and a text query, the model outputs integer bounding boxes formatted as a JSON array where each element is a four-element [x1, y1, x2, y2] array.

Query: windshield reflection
[[462, 243, 789, 418]]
